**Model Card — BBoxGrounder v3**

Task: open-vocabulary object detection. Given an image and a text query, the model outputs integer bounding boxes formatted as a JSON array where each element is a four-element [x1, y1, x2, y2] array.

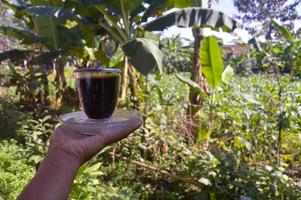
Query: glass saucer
[[59, 110, 140, 135]]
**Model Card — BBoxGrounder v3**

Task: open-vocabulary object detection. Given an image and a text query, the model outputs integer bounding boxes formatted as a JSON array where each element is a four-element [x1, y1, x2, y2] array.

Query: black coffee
[[76, 75, 120, 119]]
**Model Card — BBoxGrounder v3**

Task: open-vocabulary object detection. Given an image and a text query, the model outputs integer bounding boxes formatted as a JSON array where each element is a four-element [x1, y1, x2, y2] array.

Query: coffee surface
[[77, 76, 120, 119]]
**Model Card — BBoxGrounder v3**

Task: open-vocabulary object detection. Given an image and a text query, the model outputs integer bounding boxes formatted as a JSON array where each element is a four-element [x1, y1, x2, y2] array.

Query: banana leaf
[[28, 51, 63, 65], [143, 8, 237, 33], [200, 36, 224, 89], [271, 20, 294, 42], [122, 38, 163, 75], [176, 73, 207, 96], [0, 26, 43, 45], [25, 6, 77, 21], [0, 50, 33, 63]]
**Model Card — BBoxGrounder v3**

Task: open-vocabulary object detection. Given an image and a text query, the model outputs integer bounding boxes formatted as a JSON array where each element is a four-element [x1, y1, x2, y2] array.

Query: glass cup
[[74, 67, 121, 119]]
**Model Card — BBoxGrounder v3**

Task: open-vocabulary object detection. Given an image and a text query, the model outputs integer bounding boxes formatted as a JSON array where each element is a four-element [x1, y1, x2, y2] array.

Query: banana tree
[[19, 0, 167, 106], [143, 1, 237, 137], [0, 0, 110, 104]]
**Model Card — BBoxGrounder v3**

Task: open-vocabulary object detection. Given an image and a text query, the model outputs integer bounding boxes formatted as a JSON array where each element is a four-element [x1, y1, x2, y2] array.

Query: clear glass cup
[[74, 67, 121, 119]]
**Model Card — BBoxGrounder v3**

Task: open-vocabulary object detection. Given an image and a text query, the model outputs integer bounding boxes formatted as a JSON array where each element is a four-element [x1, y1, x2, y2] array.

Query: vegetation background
[[0, 0, 301, 199]]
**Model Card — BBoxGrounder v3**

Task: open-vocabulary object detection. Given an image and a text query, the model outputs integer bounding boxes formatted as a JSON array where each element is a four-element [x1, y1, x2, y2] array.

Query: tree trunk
[[128, 65, 139, 109], [54, 58, 67, 90], [41, 65, 50, 106], [54, 58, 67, 104], [187, 27, 205, 137], [119, 56, 129, 102]]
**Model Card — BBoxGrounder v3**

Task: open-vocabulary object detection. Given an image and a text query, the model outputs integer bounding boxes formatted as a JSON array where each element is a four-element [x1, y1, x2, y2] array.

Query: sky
[[162, 0, 301, 44]]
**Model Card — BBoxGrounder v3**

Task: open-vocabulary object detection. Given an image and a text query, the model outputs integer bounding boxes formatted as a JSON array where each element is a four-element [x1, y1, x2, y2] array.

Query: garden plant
[[0, 0, 301, 199]]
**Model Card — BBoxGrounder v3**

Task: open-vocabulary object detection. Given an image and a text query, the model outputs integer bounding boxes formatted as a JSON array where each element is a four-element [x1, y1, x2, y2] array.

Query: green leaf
[[0, 26, 42, 45], [25, 6, 76, 21], [94, 49, 110, 66], [176, 73, 207, 96], [0, 50, 32, 63], [143, 8, 237, 32], [234, 136, 252, 151], [57, 25, 83, 46], [109, 48, 124, 68], [271, 20, 293, 42], [222, 65, 234, 85], [28, 51, 62, 65], [122, 38, 163, 75], [200, 36, 224, 89], [25, 6, 82, 50]]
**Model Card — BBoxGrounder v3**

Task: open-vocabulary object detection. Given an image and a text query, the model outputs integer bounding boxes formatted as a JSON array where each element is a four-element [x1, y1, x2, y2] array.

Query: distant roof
[[224, 44, 249, 56], [0, 39, 9, 51]]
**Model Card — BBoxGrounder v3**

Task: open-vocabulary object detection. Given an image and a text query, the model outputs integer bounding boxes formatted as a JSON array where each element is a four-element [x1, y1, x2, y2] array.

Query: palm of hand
[[49, 117, 142, 164]]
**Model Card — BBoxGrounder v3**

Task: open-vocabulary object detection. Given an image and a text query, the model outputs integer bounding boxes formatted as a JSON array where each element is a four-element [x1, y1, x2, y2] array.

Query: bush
[[0, 140, 34, 200]]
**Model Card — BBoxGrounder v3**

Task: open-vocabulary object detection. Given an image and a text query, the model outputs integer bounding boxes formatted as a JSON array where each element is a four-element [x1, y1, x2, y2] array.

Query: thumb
[[85, 116, 142, 153]]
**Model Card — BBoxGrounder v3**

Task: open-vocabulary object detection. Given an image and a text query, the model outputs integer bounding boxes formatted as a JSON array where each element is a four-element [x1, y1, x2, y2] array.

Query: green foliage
[[5, 66, 48, 106], [200, 36, 224, 89], [0, 72, 301, 199], [160, 36, 193, 73], [271, 20, 294, 42], [0, 141, 34, 200], [122, 38, 163, 75], [70, 162, 140, 200], [221, 65, 234, 85], [0, 100, 29, 140]]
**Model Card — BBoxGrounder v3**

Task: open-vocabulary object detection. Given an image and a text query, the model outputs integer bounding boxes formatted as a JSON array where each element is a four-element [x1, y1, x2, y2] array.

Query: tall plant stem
[[188, 27, 205, 136], [128, 65, 139, 109], [119, 56, 129, 101], [143, 76, 149, 128], [275, 66, 283, 165]]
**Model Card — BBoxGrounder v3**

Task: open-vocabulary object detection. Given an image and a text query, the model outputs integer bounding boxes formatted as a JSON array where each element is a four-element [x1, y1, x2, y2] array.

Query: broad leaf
[[25, 5, 96, 48], [25, 6, 76, 21], [25, 5, 87, 50], [143, 8, 237, 32], [0, 50, 32, 63], [176, 73, 207, 96], [109, 48, 124, 68], [57, 25, 83, 46], [25, 5, 61, 50], [222, 65, 234, 85], [28, 51, 62, 65], [122, 38, 163, 75], [94, 49, 110, 66], [200, 36, 224, 89], [271, 20, 294, 42], [0, 26, 42, 45]]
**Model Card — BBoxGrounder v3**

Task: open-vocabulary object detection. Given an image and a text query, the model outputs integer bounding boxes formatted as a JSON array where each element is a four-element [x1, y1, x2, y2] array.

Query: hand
[[48, 116, 142, 165]]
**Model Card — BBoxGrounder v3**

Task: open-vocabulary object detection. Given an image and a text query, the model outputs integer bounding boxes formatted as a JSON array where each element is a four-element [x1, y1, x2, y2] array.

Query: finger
[[104, 116, 142, 145], [86, 116, 142, 152]]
